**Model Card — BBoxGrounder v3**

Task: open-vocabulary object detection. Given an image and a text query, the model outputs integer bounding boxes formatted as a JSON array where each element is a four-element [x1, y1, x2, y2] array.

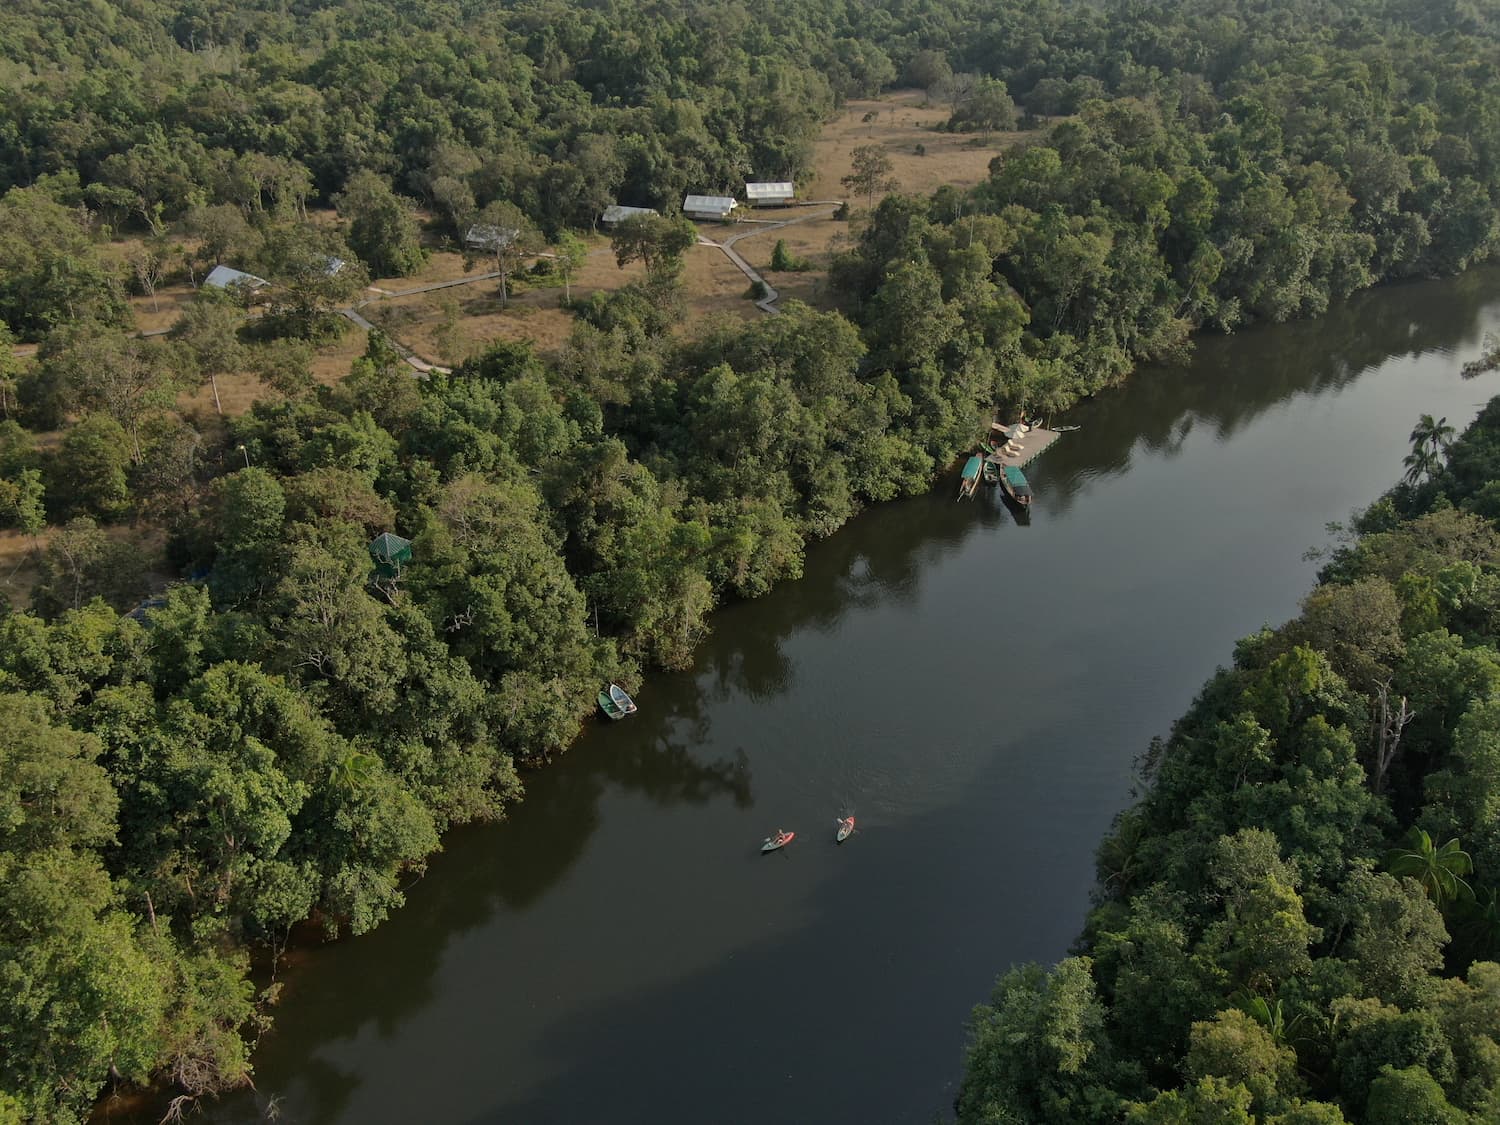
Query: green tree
[[169, 289, 245, 415], [841, 144, 898, 210], [0, 692, 232, 1121], [336, 170, 427, 278], [1365, 1065, 1465, 1125], [609, 213, 699, 283], [1127, 1077, 1256, 1123], [555, 230, 588, 302], [1385, 828, 1474, 909], [30, 517, 146, 616], [256, 224, 368, 339], [50, 415, 132, 521], [1185, 1009, 1301, 1118], [957, 957, 1123, 1125], [0, 320, 19, 419], [473, 200, 542, 308]]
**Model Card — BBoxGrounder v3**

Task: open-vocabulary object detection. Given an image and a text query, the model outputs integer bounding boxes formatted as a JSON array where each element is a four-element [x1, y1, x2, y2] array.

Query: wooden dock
[[986, 423, 1061, 469]]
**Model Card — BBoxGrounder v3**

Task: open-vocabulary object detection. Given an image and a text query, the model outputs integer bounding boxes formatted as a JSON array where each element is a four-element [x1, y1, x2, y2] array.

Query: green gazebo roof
[[369, 532, 413, 577]]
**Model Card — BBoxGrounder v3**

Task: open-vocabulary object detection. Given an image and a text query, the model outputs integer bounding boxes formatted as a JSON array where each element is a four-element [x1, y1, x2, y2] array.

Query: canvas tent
[[683, 194, 737, 220], [465, 224, 519, 252], [204, 265, 268, 291], [601, 204, 658, 224], [745, 181, 794, 205]]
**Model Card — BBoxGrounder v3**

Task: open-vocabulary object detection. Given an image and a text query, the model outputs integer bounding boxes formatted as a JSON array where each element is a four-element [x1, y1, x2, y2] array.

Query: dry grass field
[[9, 90, 1022, 384], [364, 239, 756, 362], [805, 88, 1019, 201], [0, 523, 167, 612], [0, 528, 46, 608]]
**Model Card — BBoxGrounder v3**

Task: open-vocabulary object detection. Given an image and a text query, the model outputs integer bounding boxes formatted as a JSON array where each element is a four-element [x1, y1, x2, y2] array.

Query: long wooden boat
[[597, 682, 638, 720], [958, 454, 983, 500], [999, 464, 1033, 507]]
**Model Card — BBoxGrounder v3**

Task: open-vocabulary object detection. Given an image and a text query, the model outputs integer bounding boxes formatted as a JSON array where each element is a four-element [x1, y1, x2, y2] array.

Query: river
[[190, 270, 1500, 1124]]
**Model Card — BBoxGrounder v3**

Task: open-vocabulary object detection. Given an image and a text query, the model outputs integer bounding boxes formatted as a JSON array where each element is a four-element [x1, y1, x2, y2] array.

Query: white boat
[[598, 683, 638, 719]]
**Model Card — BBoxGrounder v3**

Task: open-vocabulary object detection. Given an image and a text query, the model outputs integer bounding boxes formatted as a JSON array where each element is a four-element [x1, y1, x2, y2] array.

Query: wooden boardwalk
[[985, 423, 1061, 469]]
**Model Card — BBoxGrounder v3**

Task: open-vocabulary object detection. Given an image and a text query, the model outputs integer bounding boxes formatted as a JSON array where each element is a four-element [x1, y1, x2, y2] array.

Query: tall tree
[[841, 145, 898, 211], [472, 201, 542, 309], [169, 290, 246, 415], [335, 170, 427, 279]]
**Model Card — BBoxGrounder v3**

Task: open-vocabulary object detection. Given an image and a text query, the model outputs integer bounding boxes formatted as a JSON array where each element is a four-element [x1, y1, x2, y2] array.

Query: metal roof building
[[683, 194, 737, 220], [465, 224, 520, 252], [745, 181, 795, 204], [204, 265, 268, 290], [601, 204, 658, 225]]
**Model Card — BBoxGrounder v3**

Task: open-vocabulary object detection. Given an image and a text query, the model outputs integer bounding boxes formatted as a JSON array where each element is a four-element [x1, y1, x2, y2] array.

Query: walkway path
[[696, 203, 842, 315]]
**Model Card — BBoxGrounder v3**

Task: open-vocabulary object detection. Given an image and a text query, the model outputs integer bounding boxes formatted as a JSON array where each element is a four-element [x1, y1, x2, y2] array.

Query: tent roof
[[745, 181, 794, 199], [465, 224, 520, 250], [683, 194, 736, 212], [601, 204, 657, 223], [204, 265, 268, 290]]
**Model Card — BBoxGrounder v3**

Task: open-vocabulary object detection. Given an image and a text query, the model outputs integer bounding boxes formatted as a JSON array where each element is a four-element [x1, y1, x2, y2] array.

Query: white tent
[[683, 194, 737, 220], [601, 204, 658, 224], [204, 265, 268, 290], [745, 181, 795, 204]]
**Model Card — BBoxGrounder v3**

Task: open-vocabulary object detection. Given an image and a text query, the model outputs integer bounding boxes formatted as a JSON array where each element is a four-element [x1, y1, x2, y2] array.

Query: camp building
[[683, 194, 737, 221], [601, 204, 658, 225], [465, 224, 520, 252], [745, 181, 795, 206], [204, 265, 268, 291]]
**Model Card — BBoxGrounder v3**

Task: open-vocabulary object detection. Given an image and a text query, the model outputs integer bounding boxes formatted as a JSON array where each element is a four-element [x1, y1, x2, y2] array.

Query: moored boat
[[958, 454, 983, 499], [761, 829, 795, 853], [836, 816, 855, 843], [1000, 464, 1033, 507], [597, 682, 638, 720]]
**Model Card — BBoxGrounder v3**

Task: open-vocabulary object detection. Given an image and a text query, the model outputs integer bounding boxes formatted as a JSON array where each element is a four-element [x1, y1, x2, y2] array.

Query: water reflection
[[1040, 268, 1500, 514]]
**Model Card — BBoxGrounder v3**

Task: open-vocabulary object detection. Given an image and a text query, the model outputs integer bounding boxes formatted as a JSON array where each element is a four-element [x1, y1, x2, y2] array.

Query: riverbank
[[157, 267, 1500, 1125]]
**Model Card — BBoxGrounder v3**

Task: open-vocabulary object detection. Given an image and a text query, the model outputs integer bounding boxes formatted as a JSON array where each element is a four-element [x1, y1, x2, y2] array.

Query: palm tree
[[330, 749, 379, 792], [1384, 828, 1474, 908], [1409, 413, 1457, 456], [1403, 446, 1441, 486], [1404, 413, 1456, 485]]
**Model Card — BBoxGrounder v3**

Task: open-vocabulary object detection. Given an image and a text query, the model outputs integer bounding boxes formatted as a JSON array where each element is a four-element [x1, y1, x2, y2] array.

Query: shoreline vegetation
[[956, 400, 1500, 1124], [4, 0, 1500, 1119]]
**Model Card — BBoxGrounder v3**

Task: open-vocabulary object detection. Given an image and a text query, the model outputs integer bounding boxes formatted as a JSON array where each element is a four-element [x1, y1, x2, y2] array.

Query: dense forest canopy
[[5, 0, 1500, 1119], [956, 401, 1500, 1123]]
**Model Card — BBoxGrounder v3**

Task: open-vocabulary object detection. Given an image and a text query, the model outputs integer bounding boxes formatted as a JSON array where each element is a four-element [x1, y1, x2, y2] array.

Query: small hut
[[369, 532, 414, 579]]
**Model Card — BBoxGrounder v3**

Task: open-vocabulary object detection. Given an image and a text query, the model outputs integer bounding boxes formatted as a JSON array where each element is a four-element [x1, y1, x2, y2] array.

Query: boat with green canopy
[[958, 454, 983, 500], [999, 464, 1033, 507]]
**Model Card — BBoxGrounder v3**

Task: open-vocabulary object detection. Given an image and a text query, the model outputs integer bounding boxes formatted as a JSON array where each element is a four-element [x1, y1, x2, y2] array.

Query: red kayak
[[761, 829, 795, 853], [836, 817, 855, 843]]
